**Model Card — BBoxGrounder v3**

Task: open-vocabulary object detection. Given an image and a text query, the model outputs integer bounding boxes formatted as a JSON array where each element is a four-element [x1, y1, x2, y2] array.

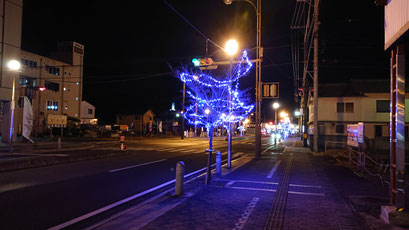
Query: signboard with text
[[47, 114, 67, 128]]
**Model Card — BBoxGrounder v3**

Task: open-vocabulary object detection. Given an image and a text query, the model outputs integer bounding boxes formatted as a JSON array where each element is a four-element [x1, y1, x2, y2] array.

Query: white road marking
[[288, 191, 325, 196], [266, 160, 281, 178], [109, 159, 167, 173], [49, 161, 223, 230]]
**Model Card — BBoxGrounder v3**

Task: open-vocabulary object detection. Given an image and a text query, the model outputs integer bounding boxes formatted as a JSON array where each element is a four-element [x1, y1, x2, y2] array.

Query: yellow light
[[280, 111, 288, 118], [244, 119, 249, 123], [193, 75, 198, 80], [205, 109, 210, 115], [225, 39, 239, 55], [7, 60, 20, 71]]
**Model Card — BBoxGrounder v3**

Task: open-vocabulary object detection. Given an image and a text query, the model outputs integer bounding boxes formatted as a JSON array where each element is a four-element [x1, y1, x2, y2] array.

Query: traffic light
[[192, 58, 200, 67], [192, 58, 213, 67]]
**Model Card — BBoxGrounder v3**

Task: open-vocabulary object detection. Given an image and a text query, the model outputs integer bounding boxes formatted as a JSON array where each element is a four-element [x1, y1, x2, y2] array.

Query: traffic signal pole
[[181, 82, 185, 139]]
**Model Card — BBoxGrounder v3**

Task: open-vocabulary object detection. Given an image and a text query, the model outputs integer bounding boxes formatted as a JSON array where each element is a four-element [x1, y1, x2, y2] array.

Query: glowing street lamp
[[225, 39, 239, 56], [205, 109, 210, 115], [280, 111, 288, 118], [273, 102, 280, 109], [7, 60, 21, 152]]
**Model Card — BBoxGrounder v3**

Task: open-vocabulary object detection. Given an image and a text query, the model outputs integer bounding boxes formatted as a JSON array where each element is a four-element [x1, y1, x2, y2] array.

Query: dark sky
[[21, 0, 385, 124]]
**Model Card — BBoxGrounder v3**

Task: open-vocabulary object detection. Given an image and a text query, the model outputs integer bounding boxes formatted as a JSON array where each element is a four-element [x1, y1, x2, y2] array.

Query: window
[[20, 59, 37, 69], [88, 109, 93, 114], [375, 125, 382, 137], [46, 100, 58, 111], [345, 103, 354, 113], [46, 65, 60, 76], [45, 81, 59, 92], [335, 125, 344, 134], [337, 103, 344, 113], [337, 102, 354, 113], [376, 100, 390, 113], [19, 76, 37, 87]]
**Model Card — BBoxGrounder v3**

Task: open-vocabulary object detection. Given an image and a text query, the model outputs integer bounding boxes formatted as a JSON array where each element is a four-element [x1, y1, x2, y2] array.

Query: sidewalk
[[91, 139, 397, 230]]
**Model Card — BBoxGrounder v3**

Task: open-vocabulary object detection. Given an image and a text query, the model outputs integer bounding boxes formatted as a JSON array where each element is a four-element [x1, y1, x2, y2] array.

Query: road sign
[[262, 82, 279, 98]]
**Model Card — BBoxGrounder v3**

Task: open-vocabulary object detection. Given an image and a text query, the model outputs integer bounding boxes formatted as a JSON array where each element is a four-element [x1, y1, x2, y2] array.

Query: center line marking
[[267, 160, 281, 178], [109, 159, 167, 173]]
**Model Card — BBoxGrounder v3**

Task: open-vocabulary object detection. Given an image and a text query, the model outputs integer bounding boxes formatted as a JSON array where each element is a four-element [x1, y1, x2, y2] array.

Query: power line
[[161, 0, 224, 51]]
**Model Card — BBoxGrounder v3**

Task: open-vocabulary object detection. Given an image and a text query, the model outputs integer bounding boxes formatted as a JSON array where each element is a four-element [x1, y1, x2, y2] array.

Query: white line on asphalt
[[266, 160, 281, 178], [213, 178, 322, 189], [261, 144, 276, 154], [288, 191, 325, 196], [108, 159, 167, 173], [48, 154, 247, 230]]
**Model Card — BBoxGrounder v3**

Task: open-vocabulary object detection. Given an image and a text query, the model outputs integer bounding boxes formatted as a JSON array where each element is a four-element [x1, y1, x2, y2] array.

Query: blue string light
[[178, 50, 254, 130]]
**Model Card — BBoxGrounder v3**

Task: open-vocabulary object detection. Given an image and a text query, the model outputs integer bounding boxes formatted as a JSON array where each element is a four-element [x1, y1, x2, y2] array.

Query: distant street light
[[225, 39, 239, 56], [205, 109, 210, 114], [273, 102, 280, 110], [272, 102, 280, 145], [7, 60, 21, 152], [280, 111, 288, 118], [294, 110, 301, 117]]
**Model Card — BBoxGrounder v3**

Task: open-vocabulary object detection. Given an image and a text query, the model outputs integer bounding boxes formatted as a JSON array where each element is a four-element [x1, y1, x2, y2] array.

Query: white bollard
[[175, 161, 185, 196], [58, 138, 61, 150], [216, 151, 222, 175]]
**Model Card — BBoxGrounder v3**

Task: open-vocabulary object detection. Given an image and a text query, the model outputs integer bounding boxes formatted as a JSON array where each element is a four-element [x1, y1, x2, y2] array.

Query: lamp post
[[272, 102, 279, 145], [225, 39, 238, 169], [7, 60, 21, 152], [224, 0, 262, 158]]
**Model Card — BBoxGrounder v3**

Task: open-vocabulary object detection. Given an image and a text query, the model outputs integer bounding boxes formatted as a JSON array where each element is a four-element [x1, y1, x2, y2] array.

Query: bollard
[[216, 151, 222, 175], [175, 161, 185, 196], [58, 138, 61, 150], [120, 135, 125, 151]]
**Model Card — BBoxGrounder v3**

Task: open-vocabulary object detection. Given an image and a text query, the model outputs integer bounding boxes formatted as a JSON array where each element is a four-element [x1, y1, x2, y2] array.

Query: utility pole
[[255, 0, 262, 158], [313, 0, 320, 153]]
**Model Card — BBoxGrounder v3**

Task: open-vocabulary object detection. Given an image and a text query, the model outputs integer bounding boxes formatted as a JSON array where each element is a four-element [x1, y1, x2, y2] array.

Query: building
[[16, 42, 84, 135], [81, 101, 97, 125], [0, 0, 23, 142], [0, 0, 87, 139], [116, 109, 155, 134], [307, 79, 409, 152]]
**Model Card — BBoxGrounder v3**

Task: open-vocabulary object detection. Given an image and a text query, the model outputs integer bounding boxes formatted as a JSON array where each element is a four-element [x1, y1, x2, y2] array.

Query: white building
[[81, 101, 97, 125], [307, 79, 409, 151]]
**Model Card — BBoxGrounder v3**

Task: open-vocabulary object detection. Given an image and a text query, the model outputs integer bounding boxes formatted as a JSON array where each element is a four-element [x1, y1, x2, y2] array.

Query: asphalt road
[[0, 136, 275, 229]]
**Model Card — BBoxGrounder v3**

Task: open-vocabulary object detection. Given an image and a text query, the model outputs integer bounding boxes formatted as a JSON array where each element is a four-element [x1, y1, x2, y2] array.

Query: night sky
[[21, 0, 386, 124]]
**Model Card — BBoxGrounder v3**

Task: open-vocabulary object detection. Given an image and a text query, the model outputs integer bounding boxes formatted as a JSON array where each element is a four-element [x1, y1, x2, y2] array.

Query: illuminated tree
[[177, 50, 254, 149]]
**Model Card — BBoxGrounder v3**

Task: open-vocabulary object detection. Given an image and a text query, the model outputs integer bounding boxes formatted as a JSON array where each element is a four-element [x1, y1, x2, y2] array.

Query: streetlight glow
[[205, 109, 210, 115], [7, 60, 20, 71], [225, 39, 239, 55], [273, 102, 280, 109], [280, 111, 288, 118]]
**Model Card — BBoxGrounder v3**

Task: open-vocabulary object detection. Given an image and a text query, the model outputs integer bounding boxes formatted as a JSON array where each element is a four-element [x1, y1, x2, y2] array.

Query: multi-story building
[[307, 79, 409, 152], [17, 42, 84, 135], [0, 0, 89, 139]]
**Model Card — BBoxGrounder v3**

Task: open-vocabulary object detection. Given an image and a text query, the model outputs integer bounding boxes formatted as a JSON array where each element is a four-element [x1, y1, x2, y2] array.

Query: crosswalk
[[93, 146, 225, 154]]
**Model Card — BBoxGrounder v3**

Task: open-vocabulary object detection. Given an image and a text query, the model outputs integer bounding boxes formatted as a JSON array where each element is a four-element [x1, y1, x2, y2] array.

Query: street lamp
[[7, 60, 21, 152], [225, 39, 239, 56], [225, 39, 238, 169], [224, 0, 262, 158], [272, 102, 280, 145]]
